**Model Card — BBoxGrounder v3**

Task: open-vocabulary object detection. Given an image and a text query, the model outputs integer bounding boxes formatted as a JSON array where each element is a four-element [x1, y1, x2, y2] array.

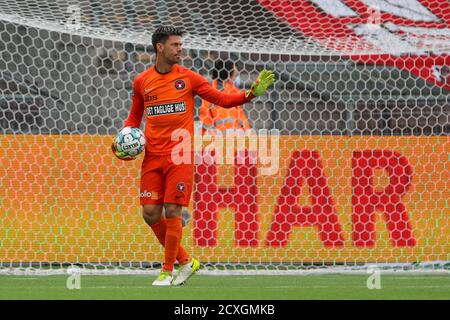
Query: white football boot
[[152, 270, 173, 286], [172, 258, 200, 286]]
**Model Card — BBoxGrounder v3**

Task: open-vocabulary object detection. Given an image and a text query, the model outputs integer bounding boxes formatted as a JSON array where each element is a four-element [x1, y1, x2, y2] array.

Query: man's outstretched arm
[[191, 69, 274, 108]]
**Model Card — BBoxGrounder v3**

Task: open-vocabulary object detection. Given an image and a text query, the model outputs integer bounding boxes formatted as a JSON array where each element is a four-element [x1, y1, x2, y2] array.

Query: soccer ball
[[114, 127, 146, 156]]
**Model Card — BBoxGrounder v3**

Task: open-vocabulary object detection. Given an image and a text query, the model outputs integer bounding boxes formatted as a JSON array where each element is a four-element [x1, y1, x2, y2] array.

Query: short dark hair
[[152, 26, 184, 53], [212, 60, 235, 81]]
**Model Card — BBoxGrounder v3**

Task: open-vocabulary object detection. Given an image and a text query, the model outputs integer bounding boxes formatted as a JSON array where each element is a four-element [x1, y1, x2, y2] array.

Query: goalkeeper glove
[[111, 142, 136, 161], [245, 69, 275, 99]]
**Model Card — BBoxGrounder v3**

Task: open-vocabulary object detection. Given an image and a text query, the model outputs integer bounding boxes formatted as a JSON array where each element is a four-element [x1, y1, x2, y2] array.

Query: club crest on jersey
[[177, 182, 185, 193], [174, 79, 185, 90]]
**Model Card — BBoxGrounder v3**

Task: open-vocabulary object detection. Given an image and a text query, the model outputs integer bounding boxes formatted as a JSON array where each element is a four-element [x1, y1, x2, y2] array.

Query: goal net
[[0, 0, 448, 275]]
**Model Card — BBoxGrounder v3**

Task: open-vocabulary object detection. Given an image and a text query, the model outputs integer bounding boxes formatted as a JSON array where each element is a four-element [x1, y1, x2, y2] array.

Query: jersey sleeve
[[189, 70, 252, 108], [123, 76, 145, 128]]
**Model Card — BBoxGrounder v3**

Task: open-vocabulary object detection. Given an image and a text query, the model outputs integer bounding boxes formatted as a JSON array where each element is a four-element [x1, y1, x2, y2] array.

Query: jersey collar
[[154, 64, 176, 75]]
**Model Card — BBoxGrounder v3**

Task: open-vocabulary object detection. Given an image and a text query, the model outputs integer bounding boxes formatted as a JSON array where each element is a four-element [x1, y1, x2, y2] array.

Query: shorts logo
[[140, 191, 158, 200], [174, 79, 185, 90], [177, 182, 185, 193], [140, 190, 152, 198]]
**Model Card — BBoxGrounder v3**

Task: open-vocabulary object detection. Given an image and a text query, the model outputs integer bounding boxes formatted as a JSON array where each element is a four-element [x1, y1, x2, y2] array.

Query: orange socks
[[150, 218, 168, 247], [163, 216, 183, 272], [150, 217, 190, 272]]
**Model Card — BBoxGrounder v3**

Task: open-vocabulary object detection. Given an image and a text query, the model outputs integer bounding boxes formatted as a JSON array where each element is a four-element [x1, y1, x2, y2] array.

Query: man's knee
[[164, 203, 182, 218], [142, 204, 163, 225]]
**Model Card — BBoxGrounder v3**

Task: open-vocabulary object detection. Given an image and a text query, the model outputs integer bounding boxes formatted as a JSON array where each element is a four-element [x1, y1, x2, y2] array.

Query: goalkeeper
[[112, 26, 274, 286]]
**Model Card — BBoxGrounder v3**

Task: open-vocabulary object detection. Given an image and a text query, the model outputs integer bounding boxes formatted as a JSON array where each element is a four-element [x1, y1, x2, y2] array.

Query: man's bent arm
[[123, 77, 145, 128]]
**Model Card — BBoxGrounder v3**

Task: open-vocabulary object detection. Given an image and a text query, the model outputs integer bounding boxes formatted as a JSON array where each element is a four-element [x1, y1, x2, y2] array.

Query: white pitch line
[[394, 286, 450, 289], [386, 276, 450, 278], [267, 286, 329, 289]]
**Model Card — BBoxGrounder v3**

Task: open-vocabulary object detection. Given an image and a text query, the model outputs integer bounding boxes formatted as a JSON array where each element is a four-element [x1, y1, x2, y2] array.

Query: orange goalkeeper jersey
[[124, 64, 252, 155]]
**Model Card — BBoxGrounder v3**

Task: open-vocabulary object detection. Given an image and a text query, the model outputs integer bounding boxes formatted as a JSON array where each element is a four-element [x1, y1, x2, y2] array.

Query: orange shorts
[[140, 153, 194, 207]]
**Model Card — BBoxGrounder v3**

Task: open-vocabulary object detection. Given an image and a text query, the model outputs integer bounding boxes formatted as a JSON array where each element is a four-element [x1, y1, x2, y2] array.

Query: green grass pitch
[[0, 274, 449, 300]]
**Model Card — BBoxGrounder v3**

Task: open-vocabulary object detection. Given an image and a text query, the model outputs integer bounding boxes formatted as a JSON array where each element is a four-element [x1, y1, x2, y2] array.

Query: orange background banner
[[0, 135, 448, 264]]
